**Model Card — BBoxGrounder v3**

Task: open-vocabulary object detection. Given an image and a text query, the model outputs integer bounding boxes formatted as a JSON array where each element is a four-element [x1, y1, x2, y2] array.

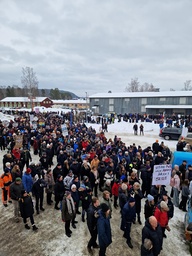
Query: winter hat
[[15, 177, 21, 182], [65, 191, 71, 196], [26, 168, 31, 174], [147, 194, 154, 202], [105, 180, 111, 186], [160, 201, 169, 211], [57, 174, 62, 180], [121, 183, 128, 191], [129, 197, 135, 203], [83, 176, 88, 182], [71, 184, 77, 189], [100, 203, 109, 213], [5, 162, 11, 168]]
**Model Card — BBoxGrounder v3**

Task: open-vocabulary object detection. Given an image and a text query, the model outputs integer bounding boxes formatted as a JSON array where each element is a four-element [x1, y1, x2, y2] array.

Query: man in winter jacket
[[0, 163, 12, 206], [121, 197, 136, 249], [22, 168, 33, 193], [142, 216, 163, 256], [87, 197, 100, 254], [97, 203, 112, 256], [32, 176, 46, 214], [10, 177, 23, 222]]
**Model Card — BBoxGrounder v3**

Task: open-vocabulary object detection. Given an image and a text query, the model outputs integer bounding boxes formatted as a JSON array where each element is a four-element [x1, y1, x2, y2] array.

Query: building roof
[[52, 99, 87, 104], [145, 105, 192, 109], [89, 91, 192, 98], [1, 97, 51, 102]]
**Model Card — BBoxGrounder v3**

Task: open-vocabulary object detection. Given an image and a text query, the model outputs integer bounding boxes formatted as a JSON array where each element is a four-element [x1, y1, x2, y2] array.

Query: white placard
[[61, 124, 68, 136], [152, 164, 172, 185]]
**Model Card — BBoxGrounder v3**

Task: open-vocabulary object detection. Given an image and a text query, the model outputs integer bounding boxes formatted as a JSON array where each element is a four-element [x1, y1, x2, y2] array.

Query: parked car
[[159, 127, 182, 140]]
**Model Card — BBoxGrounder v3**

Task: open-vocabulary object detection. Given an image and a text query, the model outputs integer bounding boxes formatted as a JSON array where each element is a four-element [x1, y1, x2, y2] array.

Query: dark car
[[159, 127, 182, 140]]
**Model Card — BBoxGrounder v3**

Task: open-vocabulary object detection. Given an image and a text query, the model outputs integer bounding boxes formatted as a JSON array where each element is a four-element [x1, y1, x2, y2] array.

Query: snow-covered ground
[[0, 120, 190, 256]]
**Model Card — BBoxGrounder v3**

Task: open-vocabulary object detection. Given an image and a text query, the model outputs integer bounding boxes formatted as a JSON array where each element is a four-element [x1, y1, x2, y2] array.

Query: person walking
[[87, 197, 100, 254], [142, 216, 163, 256], [0, 163, 12, 207], [10, 177, 23, 222], [121, 197, 136, 249], [19, 189, 38, 231], [97, 203, 112, 256], [61, 191, 75, 237], [44, 169, 55, 205]]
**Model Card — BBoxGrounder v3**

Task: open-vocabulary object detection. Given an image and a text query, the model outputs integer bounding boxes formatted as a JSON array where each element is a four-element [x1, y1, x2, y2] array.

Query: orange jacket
[[0, 173, 12, 190]]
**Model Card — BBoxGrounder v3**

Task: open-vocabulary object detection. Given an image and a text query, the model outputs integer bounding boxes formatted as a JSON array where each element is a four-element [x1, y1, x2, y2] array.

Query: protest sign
[[14, 135, 23, 149], [152, 164, 172, 185]]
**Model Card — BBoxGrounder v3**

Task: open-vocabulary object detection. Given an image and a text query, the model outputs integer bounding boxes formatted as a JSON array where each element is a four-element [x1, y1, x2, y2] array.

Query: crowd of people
[[0, 110, 191, 256]]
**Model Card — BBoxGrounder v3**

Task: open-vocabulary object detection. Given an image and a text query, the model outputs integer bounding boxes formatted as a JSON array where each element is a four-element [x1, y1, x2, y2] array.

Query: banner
[[14, 135, 23, 149], [152, 164, 172, 185]]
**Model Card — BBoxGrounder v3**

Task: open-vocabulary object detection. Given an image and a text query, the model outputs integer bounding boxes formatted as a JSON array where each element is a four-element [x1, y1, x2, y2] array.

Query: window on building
[[95, 99, 99, 102], [141, 98, 147, 104], [109, 98, 114, 104], [124, 98, 130, 102], [159, 98, 166, 102], [109, 105, 114, 112], [180, 97, 186, 104], [141, 106, 146, 112]]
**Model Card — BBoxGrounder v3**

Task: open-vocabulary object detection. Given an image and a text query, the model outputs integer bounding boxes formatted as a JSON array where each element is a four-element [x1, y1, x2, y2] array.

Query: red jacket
[[154, 206, 168, 227], [112, 183, 120, 197]]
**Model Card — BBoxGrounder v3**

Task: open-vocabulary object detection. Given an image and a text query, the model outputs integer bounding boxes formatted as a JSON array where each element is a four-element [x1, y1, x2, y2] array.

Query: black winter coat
[[32, 179, 46, 197], [144, 200, 155, 220], [54, 180, 65, 201], [129, 188, 143, 213], [87, 204, 99, 234], [19, 195, 34, 218], [118, 188, 128, 210], [142, 219, 163, 256], [10, 182, 23, 200]]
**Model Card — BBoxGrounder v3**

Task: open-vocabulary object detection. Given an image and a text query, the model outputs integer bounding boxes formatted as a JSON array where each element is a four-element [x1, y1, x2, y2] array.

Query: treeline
[[0, 86, 74, 100]]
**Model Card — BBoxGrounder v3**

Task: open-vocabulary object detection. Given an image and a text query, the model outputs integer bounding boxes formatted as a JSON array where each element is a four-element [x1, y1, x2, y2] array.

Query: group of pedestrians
[[0, 110, 187, 256]]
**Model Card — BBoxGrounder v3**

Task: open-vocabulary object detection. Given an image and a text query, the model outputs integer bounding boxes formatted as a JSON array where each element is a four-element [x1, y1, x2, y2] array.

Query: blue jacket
[[121, 201, 136, 231], [97, 210, 112, 248], [22, 172, 33, 193]]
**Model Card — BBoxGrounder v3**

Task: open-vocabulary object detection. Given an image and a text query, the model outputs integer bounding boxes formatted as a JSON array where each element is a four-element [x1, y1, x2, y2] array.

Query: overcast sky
[[0, 0, 192, 97]]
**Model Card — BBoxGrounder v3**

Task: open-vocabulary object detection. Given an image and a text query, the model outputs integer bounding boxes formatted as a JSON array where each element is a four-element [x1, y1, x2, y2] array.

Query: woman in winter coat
[[11, 164, 22, 182], [61, 191, 76, 237], [172, 171, 181, 207], [22, 168, 33, 193], [19, 189, 38, 231], [154, 201, 169, 238], [44, 169, 55, 205], [89, 166, 99, 197], [112, 179, 119, 208], [129, 182, 143, 224], [54, 175, 65, 210], [101, 191, 112, 218], [144, 194, 155, 220]]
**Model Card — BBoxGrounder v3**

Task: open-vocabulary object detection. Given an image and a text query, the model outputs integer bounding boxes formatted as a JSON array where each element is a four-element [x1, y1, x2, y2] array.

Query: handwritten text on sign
[[152, 164, 172, 185]]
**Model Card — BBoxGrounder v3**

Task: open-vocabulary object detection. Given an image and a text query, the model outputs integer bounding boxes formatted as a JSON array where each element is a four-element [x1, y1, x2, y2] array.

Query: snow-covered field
[[0, 120, 190, 256]]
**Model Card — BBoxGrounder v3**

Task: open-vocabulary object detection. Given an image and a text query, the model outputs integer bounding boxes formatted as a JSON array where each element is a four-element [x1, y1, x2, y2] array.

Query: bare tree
[[125, 78, 140, 92], [125, 78, 157, 92], [21, 67, 39, 97], [170, 88, 175, 91], [182, 80, 192, 91]]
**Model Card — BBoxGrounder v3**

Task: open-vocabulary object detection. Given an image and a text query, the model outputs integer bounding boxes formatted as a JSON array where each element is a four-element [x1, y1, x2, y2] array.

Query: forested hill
[[0, 86, 79, 99]]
